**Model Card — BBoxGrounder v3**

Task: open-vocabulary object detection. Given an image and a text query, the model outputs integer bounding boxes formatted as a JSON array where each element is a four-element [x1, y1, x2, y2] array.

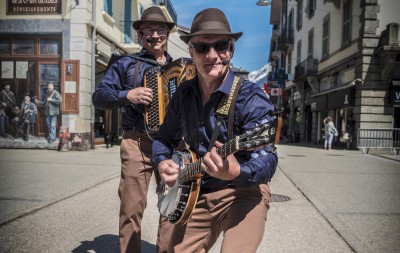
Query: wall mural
[[0, 61, 62, 147]]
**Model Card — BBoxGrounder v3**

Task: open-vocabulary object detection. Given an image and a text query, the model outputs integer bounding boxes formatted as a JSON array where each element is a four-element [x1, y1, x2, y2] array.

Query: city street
[[0, 144, 399, 253]]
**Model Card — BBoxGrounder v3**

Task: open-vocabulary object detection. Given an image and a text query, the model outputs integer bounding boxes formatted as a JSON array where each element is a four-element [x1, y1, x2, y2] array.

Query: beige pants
[[119, 131, 174, 253], [169, 184, 270, 253]]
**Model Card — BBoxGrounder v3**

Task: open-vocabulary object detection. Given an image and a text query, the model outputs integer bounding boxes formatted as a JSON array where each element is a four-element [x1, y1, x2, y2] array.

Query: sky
[[171, 0, 272, 73]]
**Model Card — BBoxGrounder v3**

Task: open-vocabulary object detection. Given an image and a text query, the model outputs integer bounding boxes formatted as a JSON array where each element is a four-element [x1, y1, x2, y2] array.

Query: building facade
[[0, 0, 189, 150], [269, 0, 400, 149]]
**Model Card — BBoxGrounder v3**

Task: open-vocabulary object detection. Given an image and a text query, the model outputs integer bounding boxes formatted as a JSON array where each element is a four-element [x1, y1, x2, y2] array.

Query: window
[[288, 52, 292, 75], [40, 39, 60, 55], [297, 40, 302, 65], [104, 0, 113, 16], [297, 0, 303, 30], [322, 14, 330, 58], [124, 0, 132, 43], [342, 0, 352, 46], [0, 39, 10, 55], [289, 9, 294, 35], [12, 39, 35, 55], [307, 0, 316, 18], [308, 28, 314, 58]]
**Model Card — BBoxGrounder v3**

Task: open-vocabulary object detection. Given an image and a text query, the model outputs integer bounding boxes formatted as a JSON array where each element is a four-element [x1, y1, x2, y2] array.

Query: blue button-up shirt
[[152, 70, 278, 191], [92, 48, 173, 132]]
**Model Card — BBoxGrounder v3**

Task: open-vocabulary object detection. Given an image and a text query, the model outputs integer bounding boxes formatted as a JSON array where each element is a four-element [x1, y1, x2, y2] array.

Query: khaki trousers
[[119, 131, 174, 253], [168, 184, 270, 253]]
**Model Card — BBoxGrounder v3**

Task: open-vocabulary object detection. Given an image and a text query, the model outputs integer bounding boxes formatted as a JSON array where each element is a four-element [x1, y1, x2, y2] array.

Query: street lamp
[[256, 0, 271, 6]]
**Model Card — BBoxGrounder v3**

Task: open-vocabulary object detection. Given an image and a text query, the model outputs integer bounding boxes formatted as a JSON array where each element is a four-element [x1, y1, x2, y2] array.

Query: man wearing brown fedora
[[152, 8, 277, 253], [92, 6, 175, 253]]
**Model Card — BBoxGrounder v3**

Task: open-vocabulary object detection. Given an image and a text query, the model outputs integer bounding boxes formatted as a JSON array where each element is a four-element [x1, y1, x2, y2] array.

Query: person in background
[[152, 8, 277, 252], [345, 115, 355, 149], [18, 95, 37, 141], [92, 6, 175, 253], [324, 116, 338, 150], [35, 83, 62, 143]]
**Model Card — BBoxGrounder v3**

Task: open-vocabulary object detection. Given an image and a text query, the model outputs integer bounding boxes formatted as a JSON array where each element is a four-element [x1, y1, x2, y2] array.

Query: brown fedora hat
[[180, 8, 243, 44], [132, 6, 175, 30]]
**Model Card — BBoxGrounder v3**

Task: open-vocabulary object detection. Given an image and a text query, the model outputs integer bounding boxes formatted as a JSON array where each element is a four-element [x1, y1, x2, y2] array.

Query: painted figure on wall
[[35, 82, 62, 143]]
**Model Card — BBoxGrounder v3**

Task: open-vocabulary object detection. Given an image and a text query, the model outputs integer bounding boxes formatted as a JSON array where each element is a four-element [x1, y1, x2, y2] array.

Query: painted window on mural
[[40, 39, 60, 56], [0, 39, 10, 55], [40, 64, 59, 84], [12, 39, 35, 55]]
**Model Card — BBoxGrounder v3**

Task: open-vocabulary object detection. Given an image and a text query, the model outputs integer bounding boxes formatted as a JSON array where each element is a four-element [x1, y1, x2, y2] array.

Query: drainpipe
[[90, 0, 96, 149]]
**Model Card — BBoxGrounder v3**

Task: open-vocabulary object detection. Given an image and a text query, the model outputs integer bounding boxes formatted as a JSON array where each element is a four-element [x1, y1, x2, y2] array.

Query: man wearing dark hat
[[152, 8, 277, 252], [0, 82, 17, 133], [92, 5, 175, 253], [18, 95, 37, 141]]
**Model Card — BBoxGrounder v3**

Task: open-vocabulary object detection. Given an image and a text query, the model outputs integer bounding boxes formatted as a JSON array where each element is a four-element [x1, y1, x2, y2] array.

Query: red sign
[[270, 88, 282, 96]]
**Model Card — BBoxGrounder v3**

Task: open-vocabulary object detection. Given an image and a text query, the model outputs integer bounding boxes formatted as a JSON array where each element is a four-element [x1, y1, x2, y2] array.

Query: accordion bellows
[[144, 57, 196, 134]]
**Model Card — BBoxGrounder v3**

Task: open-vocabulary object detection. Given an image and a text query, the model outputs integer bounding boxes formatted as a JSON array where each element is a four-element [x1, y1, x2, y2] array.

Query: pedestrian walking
[[323, 116, 338, 150]]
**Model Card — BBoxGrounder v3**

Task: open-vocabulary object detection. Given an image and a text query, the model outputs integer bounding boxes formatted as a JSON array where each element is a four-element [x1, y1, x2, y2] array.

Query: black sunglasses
[[190, 40, 231, 54]]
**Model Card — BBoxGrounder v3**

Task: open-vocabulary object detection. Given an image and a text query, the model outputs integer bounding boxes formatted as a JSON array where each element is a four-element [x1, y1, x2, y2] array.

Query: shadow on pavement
[[72, 234, 118, 253], [71, 234, 156, 253]]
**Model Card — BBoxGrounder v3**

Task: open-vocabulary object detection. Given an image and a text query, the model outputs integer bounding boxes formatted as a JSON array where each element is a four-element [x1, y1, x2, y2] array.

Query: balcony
[[294, 57, 318, 81], [157, 0, 177, 24], [271, 51, 281, 60]]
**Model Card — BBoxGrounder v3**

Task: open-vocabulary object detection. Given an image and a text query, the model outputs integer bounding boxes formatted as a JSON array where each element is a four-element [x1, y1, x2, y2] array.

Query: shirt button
[[200, 121, 204, 125]]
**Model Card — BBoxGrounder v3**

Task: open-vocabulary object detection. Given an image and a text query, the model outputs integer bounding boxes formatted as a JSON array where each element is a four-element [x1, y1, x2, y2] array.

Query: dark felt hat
[[132, 6, 175, 30], [180, 8, 243, 44]]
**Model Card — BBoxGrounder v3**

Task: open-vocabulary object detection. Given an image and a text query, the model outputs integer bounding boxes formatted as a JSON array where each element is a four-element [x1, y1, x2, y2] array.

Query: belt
[[123, 130, 150, 140]]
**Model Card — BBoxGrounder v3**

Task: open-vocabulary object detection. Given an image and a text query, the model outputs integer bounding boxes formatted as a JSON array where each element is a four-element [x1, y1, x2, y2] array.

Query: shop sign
[[391, 90, 400, 104], [7, 0, 62, 15], [270, 88, 282, 96], [327, 88, 354, 109], [311, 95, 327, 112]]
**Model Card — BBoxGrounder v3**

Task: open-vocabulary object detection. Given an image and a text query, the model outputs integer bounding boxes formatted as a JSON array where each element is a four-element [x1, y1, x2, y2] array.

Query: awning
[[311, 78, 362, 97]]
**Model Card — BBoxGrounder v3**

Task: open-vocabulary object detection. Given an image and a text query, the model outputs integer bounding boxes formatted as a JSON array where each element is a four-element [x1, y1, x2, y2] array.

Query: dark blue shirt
[[152, 70, 278, 191], [92, 48, 173, 132]]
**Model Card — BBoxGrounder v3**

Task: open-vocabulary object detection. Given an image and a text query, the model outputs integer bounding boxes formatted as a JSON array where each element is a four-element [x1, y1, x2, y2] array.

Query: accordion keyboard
[[144, 66, 163, 133]]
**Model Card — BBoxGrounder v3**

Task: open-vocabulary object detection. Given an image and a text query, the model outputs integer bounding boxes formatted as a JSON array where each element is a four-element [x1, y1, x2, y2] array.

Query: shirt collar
[[217, 69, 235, 95]]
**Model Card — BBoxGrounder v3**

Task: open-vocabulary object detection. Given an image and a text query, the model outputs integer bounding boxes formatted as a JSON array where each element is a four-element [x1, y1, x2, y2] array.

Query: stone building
[[0, 0, 188, 150], [268, 0, 400, 149]]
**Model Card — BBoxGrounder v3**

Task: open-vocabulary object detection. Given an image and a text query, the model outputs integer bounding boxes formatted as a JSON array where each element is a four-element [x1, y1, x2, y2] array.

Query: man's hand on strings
[[201, 141, 241, 181]]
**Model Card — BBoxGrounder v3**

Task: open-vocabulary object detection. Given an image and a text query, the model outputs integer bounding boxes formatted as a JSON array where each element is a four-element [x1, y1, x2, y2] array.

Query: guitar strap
[[207, 76, 243, 151]]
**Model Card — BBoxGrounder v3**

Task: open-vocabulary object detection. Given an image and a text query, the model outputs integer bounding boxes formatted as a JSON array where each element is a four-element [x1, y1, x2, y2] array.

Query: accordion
[[143, 57, 196, 134]]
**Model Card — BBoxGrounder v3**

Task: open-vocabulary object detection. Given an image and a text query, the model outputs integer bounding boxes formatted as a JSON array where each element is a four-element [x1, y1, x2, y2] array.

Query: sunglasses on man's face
[[190, 40, 231, 54]]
